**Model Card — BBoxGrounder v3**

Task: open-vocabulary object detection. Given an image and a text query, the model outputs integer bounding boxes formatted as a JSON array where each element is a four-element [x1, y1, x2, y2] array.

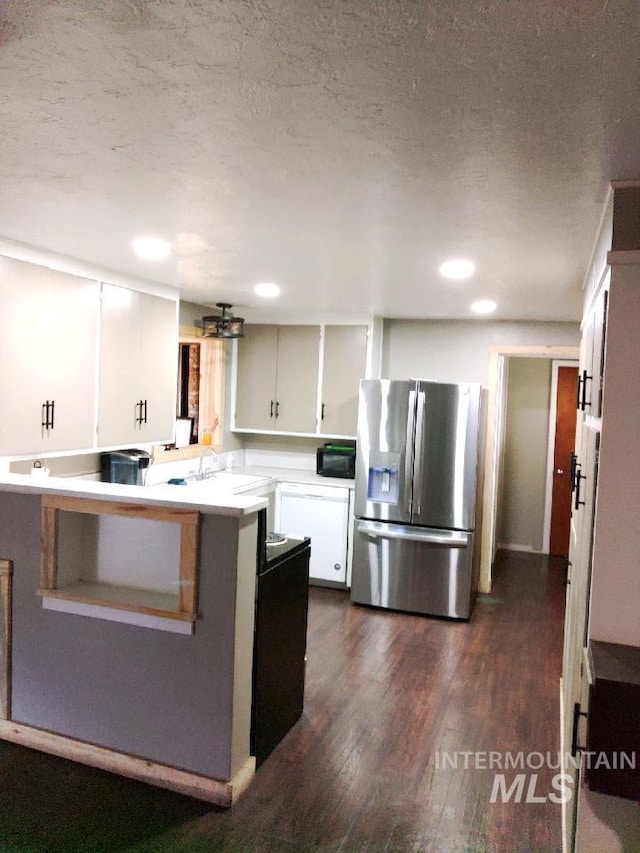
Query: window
[[177, 333, 225, 450]]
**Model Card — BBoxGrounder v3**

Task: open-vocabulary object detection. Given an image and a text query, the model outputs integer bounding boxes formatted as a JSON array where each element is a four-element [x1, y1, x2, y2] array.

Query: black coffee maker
[[100, 449, 151, 486]]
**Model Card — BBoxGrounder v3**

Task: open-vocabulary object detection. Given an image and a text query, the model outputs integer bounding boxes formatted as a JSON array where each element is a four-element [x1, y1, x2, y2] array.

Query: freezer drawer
[[350, 520, 475, 619]]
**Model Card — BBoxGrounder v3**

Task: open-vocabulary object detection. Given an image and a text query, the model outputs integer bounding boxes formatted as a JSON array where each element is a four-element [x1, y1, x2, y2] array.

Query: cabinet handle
[[321, 402, 325, 420], [270, 400, 274, 418], [571, 702, 588, 757], [41, 401, 54, 431], [570, 452, 578, 493], [274, 401, 280, 419], [49, 399, 55, 430], [574, 466, 586, 510], [578, 369, 592, 411], [576, 374, 582, 410], [143, 399, 148, 424], [135, 400, 145, 426]]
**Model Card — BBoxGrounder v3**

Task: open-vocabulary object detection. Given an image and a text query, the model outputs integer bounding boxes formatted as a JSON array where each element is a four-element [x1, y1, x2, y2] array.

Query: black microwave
[[316, 444, 356, 479]]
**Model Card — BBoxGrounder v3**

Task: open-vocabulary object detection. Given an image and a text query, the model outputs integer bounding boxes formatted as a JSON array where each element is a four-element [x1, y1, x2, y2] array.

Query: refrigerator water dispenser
[[367, 452, 400, 504]]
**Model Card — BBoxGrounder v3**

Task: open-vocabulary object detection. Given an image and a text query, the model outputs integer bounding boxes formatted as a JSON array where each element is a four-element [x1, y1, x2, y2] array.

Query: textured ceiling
[[1, 1, 639, 321]]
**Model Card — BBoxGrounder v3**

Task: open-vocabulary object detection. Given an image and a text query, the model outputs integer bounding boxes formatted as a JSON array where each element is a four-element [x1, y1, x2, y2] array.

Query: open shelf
[[39, 495, 200, 626], [36, 581, 192, 621]]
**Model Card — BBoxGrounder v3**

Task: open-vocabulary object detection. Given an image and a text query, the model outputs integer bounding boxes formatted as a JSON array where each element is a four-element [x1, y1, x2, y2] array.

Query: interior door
[[550, 366, 579, 556]]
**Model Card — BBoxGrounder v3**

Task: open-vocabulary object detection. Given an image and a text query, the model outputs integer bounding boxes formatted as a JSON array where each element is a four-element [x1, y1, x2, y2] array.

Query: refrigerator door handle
[[412, 390, 426, 516], [404, 389, 417, 515], [356, 520, 470, 548]]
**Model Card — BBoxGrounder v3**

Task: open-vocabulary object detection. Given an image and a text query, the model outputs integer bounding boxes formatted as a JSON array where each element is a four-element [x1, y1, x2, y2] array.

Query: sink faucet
[[194, 447, 219, 480]]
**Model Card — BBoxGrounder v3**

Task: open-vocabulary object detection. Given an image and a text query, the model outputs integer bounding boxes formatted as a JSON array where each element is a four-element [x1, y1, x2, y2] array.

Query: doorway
[[479, 345, 580, 592]]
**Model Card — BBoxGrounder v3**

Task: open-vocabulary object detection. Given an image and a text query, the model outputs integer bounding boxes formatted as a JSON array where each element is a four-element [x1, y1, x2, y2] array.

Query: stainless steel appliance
[[351, 379, 481, 619]]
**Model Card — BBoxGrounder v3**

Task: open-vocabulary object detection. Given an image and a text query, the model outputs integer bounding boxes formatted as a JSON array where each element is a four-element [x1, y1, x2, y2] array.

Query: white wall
[[382, 320, 580, 385], [498, 358, 552, 552]]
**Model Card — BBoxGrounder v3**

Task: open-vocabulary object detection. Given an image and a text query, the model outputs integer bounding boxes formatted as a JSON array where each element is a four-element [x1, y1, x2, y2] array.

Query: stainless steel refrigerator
[[351, 379, 481, 619]]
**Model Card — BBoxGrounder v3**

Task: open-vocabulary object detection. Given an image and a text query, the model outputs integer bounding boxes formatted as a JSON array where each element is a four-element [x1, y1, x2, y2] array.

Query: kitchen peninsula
[[0, 474, 268, 806]]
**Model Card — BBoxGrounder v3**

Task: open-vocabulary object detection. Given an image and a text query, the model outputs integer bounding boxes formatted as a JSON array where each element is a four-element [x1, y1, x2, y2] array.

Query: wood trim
[[199, 338, 225, 451], [0, 719, 255, 807], [39, 497, 200, 621], [40, 504, 58, 589], [488, 344, 580, 358], [41, 494, 198, 525], [0, 560, 12, 720], [177, 331, 225, 451], [36, 584, 194, 622], [150, 444, 204, 464], [179, 515, 199, 614]]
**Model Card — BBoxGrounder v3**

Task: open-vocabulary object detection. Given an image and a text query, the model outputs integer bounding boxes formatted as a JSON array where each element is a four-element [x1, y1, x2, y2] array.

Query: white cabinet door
[[138, 290, 179, 442], [97, 284, 177, 447], [234, 325, 279, 431], [277, 483, 350, 585], [234, 325, 320, 433], [274, 326, 320, 433], [0, 257, 98, 455], [320, 325, 368, 437]]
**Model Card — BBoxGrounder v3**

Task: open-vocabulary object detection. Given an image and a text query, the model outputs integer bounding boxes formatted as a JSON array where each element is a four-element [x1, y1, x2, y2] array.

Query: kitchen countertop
[[229, 466, 356, 489], [0, 473, 268, 517]]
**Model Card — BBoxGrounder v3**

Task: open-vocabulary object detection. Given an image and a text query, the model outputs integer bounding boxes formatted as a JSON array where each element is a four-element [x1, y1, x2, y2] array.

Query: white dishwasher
[[277, 482, 350, 587]]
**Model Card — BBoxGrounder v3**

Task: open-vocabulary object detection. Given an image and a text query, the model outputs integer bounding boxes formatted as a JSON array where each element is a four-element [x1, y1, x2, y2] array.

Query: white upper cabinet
[[234, 325, 280, 432], [97, 283, 178, 448], [273, 326, 320, 433], [235, 325, 320, 434], [0, 257, 99, 455], [233, 323, 369, 437], [320, 325, 368, 437]]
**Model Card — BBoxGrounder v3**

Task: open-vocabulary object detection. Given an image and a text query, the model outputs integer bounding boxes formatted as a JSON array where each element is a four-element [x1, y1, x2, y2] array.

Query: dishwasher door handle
[[356, 520, 469, 548]]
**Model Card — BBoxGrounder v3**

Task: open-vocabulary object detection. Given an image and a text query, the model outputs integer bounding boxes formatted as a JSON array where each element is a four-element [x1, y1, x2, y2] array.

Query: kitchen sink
[[199, 471, 269, 492], [186, 471, 272, 492]]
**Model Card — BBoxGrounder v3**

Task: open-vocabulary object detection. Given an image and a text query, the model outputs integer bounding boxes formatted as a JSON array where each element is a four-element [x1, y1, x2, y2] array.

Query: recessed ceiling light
[[254, 282, 281, 298], [471, 299, 497, 315], [132, 235, 172, 261], [439, 258, 476, 280]]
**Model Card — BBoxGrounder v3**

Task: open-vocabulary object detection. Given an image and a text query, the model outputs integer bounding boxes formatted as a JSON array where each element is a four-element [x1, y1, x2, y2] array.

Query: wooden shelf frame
[[38, 495, 200, 622]]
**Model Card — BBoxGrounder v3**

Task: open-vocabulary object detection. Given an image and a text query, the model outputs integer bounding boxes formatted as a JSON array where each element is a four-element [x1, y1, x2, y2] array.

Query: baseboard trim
[[0, 719, 255, 807]]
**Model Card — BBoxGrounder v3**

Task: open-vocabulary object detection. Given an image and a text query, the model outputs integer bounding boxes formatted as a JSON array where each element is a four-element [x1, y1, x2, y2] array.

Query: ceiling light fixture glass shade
[[200, 303, 245, 338], [470, 299, 497, 315], [439, 258, 476, 279]]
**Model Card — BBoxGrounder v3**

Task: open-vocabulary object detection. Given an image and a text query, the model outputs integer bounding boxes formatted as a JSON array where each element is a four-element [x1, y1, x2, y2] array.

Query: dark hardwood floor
[[0, 550, 566, 852]]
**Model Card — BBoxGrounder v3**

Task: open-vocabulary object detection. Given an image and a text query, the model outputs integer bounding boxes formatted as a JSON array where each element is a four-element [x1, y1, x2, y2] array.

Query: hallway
[[0, 550, 566, 852]]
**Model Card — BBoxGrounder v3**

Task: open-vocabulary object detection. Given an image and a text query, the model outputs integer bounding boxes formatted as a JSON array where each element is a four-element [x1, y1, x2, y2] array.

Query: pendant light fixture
[[199, 303, 245, 339]]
